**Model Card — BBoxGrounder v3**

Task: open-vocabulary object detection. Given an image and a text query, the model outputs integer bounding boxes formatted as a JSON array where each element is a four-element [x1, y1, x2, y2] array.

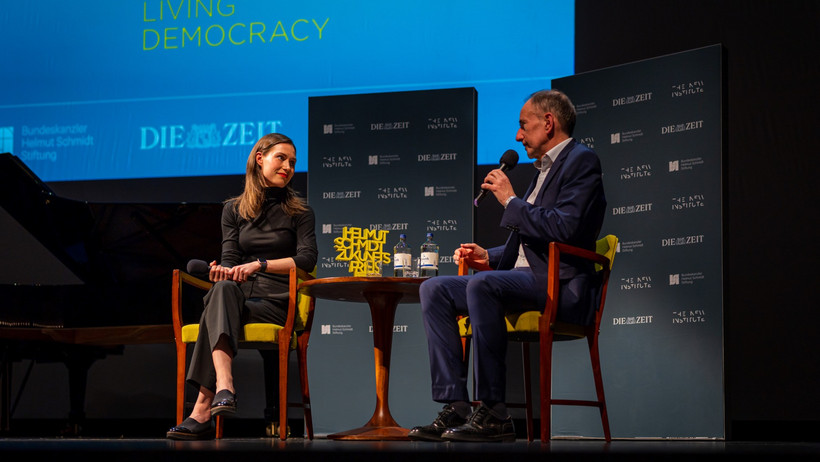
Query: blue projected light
[[0, 1, 574, 181]]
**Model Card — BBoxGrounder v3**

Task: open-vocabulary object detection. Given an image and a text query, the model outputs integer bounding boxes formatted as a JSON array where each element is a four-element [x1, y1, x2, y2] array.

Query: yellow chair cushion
[[181, 324, 199, 343], [294, 282, 312, 332], [458, 312, 585, 342], [458, 313, 526, 337], [181, 323, 298, 349], [595, 234, 618, 272]]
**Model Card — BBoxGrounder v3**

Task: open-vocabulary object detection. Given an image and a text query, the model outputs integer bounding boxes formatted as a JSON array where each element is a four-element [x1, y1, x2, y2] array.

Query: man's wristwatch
[[258, 258, 267, 273]]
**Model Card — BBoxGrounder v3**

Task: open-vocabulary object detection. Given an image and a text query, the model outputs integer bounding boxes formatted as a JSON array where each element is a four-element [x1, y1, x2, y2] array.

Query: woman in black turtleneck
[[167, 133, 318, 440]]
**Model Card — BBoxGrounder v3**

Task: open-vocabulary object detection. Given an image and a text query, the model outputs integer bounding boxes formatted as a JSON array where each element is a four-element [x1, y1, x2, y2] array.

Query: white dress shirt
[[512, 138, 572, 268]]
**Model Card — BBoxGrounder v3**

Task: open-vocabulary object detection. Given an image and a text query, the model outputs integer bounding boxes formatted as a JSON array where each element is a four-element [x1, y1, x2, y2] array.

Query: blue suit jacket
[[487, 139, 607, 325]]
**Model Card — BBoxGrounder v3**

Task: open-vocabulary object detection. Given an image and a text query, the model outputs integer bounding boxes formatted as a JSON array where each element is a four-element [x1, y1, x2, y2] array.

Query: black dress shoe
[[210, 389, 237, 417], [408, 404, 468, 441], [441, 404, 515, 442], [166, 417, 215, 440]]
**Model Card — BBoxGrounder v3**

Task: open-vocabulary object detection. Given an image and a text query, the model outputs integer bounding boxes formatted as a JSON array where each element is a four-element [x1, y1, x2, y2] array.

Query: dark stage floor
[[1, 437, 819, 462]]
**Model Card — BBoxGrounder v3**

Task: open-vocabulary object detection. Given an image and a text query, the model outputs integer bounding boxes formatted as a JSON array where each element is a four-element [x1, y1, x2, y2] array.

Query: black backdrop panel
[[307, 88, 476, 434], [552, 45, 724, 438]]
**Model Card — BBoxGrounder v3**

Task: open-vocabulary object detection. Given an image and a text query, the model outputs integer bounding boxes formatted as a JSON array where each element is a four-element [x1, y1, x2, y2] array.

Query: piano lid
[[0, 152, 224, 327], [0, 206, 85, 285], [1, 153, 93, 285]]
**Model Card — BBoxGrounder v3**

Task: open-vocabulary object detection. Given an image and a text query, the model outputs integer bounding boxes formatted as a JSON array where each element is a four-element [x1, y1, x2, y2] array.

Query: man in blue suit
[[408, 89, 606, 443]]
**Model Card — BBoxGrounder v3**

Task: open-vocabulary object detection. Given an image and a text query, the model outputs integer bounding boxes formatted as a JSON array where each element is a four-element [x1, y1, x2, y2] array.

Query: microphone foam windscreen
[[500, 149, 519, 169], [187, 259, 210, 277]]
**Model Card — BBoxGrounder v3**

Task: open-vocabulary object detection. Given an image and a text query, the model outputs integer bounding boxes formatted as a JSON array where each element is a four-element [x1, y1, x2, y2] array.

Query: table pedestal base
[[327, 425, 410, 441]]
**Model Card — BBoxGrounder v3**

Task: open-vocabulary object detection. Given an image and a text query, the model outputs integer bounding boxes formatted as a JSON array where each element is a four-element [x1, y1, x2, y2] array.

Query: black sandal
[[210, 389, 237, 417], [166, 417, 215, 440]]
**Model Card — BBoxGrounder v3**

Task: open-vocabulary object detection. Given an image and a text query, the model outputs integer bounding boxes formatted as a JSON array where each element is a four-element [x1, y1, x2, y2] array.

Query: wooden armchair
[[457, 235, 617, 442], [171, 266, 316, 439]]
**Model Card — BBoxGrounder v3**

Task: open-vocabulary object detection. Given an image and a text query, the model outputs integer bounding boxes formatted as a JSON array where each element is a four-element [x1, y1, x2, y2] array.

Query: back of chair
[[591, 234, 617, 325], [293, 268, 317, 332], [595, 234, 618, 272], [541, 234, 617, 443]]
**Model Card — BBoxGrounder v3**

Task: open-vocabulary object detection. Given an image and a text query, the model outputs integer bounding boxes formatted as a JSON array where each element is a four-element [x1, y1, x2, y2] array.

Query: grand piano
[[0, 152, 223, 434]]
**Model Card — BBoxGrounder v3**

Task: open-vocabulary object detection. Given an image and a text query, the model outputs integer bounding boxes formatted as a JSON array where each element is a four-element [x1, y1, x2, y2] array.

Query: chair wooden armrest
[[177, 270, 214, 290], [171, 270, 213, 344], [457, 243, 610, 276], [457, 259, 493, 275], [550, 242, 611, 269], [294, 267, 315, 283]]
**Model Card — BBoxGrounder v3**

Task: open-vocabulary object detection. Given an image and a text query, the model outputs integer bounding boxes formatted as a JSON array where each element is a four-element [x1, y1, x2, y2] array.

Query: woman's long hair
[[230, 133, 308, 220]]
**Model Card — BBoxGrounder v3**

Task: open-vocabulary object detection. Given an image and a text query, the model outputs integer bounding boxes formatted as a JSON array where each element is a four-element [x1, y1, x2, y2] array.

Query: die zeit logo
[[612, 315, 653, 326], [368, 223, 409, 231], [611, 92, 652, 106], [661, 120, 703, 134], [612, 203, 653, 215], [417, 153, 458, 161], [370, 122, 410, 130], [139, 121, 282, 149], [369, 325, 409, 333], [322, 191, 362, 199], [661, 235, 704, 246]]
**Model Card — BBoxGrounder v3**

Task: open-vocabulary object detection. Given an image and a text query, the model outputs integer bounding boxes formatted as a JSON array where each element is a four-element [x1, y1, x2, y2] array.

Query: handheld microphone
[[186, 259, 212, 279], [474, 149, 519, 207]]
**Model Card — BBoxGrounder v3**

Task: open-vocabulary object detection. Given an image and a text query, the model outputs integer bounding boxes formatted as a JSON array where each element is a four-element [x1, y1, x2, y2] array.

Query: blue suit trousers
[[418, 268, 546, 404]]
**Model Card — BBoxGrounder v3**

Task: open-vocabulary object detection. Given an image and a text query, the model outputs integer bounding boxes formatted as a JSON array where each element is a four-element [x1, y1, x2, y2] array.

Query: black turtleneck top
[[220, 187, 318, 296]]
